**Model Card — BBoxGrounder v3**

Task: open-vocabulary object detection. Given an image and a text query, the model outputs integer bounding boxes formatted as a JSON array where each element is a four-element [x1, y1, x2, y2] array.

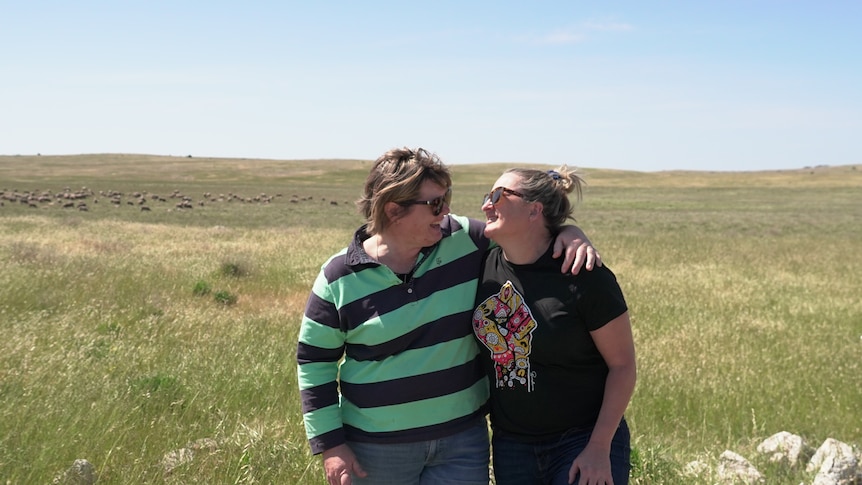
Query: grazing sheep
[[0, 184, 321, 215]]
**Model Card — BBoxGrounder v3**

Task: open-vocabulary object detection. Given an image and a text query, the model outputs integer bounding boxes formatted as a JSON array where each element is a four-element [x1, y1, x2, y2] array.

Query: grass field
[[1, 154, 860, 484]]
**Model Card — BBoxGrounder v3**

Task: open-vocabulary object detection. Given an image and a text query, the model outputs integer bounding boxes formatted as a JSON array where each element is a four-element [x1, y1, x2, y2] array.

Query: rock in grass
[[52, 459, 97, 485], [717, 450, 763, 484], [806, 438, 859, 485], [756, 431, 811, 466]]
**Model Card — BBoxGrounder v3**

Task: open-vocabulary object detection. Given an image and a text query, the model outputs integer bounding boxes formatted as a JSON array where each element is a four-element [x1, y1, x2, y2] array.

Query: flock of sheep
[[0, 187, 326, 212]]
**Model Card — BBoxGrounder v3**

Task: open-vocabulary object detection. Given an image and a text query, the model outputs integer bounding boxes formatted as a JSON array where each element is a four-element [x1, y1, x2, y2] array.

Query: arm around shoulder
[[553, 224, 603, 274]]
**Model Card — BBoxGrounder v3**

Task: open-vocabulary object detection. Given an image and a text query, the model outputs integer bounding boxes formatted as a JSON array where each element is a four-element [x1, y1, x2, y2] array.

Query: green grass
[[1, 154, 860, 484]]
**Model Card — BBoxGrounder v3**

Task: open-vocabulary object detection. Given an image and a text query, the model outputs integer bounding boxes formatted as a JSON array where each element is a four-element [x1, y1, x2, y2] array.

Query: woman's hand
[[568, 441, 614, 484], [323, 444, 368, 485], [553, 225, 603, 274]]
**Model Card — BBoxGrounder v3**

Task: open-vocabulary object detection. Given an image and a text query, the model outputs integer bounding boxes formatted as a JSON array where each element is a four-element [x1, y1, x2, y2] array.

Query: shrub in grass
[[130, 373, 179, 396], [213, 290, 238, 306], [85, 338, 111, 360], [192, 279, 212, 296], [96, 321, 122, 336], [220, 260, 249, 278], [128, 373, 184, 414]]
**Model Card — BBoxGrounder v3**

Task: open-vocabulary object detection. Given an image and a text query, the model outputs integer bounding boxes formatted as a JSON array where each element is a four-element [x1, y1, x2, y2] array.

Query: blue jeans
[[491, 419, 630, 485], [347, 418, 491, 485]]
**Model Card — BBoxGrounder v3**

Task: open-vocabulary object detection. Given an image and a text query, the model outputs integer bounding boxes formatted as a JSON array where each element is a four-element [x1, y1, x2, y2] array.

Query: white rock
[[718, 450, 763, 484], [161, 447, 194, 475], [807, 438, 858, 485], [757, 431, 808, 465]]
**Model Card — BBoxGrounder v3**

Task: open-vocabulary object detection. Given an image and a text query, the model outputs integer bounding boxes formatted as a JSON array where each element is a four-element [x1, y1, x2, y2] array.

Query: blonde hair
[[357, 147, 452, 235], [503, 165, 584, 233]]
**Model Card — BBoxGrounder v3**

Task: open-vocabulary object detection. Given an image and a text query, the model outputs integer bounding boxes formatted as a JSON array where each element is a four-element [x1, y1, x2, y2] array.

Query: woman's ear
[[384, 201, 402, 223], [529, 202, 543, 221]]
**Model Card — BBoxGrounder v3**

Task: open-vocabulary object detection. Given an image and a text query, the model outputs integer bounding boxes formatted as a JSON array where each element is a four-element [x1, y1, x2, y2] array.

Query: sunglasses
[[403, 188, 452, 216], [482, 186, 525, 206]]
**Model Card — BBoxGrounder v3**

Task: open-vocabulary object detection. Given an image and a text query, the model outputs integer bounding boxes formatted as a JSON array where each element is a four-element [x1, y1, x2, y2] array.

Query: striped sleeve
[[296, 260, 348, 454]]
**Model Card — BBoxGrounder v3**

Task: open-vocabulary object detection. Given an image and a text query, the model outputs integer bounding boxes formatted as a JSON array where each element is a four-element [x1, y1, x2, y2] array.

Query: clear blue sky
[[2, 1, 860, 171]]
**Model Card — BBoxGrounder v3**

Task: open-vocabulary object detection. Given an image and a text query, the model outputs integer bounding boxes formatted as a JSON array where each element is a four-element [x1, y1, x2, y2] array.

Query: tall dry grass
[[1, 155, 860, 484]]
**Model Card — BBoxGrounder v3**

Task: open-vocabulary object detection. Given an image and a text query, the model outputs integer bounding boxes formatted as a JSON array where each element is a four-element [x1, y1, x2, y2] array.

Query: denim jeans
[[491, 419, 630, 485], [347, 418, 491, 485]]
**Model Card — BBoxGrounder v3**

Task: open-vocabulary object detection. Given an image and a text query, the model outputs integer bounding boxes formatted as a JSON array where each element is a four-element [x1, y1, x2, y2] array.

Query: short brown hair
[[357, 147, 452, 234]]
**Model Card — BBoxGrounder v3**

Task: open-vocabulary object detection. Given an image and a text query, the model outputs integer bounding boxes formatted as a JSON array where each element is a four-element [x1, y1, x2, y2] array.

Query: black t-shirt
[[472, 243, 628, 441]]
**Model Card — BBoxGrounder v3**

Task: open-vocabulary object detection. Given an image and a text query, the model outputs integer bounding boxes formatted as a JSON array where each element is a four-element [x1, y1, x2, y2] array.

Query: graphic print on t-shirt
[[472, 281, 537, 391]]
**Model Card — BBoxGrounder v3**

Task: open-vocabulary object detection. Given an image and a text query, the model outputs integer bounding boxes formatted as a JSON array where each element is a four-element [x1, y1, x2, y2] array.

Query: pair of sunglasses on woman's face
[[482, 186, 525, 207], [404, 185, 525, 216], [403, 188, 452, 216]]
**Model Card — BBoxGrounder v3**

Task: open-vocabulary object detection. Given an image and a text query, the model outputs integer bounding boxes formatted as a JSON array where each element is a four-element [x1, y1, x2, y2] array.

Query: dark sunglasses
[[403, 188, 452, 216], [482, 186, 525, 206]]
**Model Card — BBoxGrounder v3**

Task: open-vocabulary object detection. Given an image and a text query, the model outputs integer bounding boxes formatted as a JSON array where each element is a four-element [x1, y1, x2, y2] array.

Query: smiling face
[[481, 172, 534, 242], [390, 179, 451, 249]]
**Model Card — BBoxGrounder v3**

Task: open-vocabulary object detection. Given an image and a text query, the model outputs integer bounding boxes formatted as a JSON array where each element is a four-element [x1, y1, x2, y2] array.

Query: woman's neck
[[499, 231, 553, 265], [367, 234, 422, 274]]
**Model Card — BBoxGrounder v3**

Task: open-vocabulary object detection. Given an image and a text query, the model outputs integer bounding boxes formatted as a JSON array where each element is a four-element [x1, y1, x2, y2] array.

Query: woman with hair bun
[[474, 166, 636, 485]]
